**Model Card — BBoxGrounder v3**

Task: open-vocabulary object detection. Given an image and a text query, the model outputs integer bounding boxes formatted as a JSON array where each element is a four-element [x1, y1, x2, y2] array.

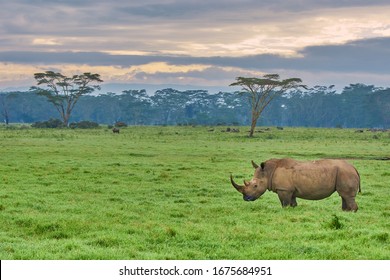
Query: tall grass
[[0, 125, 389, 259]]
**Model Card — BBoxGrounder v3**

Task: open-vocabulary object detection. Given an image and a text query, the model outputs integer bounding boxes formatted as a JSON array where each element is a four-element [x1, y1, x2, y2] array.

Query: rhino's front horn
[[230, 175, 244, 193], [251, 160, 259, 169]]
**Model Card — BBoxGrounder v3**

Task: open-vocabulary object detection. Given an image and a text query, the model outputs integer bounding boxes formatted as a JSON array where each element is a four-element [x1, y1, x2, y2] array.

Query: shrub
[[31, 118, 65, 128], [114, 121, 127, 127], [70, 121, 100, 129]]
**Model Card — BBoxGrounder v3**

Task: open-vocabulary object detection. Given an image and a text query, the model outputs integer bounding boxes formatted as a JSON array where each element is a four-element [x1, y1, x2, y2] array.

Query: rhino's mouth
[[243, 195, 257, 201]]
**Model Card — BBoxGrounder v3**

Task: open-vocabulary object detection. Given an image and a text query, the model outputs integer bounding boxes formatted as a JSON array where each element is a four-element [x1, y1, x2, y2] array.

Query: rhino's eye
[[254, 185, 258, 188]]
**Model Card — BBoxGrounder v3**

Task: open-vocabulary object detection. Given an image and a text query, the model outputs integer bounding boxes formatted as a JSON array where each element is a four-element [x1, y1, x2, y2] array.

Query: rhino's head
[[230, 160, 268, 201]]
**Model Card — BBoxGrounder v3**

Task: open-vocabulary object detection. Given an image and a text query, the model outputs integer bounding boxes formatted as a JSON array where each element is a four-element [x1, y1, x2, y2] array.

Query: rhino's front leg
[[290, 196, 298, 207], [341, 197, 358, 212], [277, 190, 293, 207]]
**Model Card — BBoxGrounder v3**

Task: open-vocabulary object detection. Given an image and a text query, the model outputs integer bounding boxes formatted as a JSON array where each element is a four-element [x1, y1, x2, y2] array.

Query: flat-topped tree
[[31, 71, 103, 126], [230, 74, 306, 137]]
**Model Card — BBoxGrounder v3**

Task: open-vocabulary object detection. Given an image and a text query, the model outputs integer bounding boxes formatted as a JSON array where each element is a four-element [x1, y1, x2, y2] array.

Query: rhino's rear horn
[[230, 175, 244, 193]]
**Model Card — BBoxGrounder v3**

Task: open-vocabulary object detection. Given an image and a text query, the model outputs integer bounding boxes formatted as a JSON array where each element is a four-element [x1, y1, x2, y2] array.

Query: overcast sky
[[1, 0, 390, 91]]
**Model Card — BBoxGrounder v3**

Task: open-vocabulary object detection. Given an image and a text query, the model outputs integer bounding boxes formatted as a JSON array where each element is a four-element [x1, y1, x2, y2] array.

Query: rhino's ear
[[260, 162, 265, 170], [251, 160, 259, 169]]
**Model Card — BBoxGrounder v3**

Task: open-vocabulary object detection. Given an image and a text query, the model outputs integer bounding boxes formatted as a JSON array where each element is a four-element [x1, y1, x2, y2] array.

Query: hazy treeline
[[1, 83, 389, 128]]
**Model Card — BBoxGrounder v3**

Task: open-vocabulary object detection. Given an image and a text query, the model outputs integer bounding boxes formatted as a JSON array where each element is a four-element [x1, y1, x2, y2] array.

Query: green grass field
[[0, 125, 389, 259]]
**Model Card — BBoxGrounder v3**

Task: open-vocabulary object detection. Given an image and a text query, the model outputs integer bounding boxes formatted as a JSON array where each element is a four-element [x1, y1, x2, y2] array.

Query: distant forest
[[1, 83, 389, 128]]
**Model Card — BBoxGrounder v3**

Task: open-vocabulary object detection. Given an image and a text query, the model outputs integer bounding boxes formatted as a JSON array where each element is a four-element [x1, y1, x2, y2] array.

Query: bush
[[327, 215, 344, 230], [31, 119, 65, 128], [114, 121, 127, 127], [70, 121, 100, 129]]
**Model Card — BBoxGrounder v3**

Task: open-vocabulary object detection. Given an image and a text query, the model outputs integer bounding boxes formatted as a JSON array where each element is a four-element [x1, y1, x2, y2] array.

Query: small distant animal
[[112, 127, 120, 133], [230, 158, 361, 211]]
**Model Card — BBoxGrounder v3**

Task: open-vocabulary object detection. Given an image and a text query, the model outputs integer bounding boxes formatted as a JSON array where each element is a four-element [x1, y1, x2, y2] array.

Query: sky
[[1, 0, 390, 92]]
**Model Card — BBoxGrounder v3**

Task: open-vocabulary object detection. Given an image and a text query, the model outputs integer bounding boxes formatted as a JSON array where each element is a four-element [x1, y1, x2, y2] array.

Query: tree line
[[1, 83, 389, 129]]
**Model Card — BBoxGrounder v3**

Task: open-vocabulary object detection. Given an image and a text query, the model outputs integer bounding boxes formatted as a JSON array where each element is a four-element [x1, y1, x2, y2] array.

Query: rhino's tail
[[355, 167, 361, 194]]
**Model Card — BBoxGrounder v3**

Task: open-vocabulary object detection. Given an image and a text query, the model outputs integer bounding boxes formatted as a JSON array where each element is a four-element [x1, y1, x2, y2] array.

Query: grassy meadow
[[0, 125, 389, 259]]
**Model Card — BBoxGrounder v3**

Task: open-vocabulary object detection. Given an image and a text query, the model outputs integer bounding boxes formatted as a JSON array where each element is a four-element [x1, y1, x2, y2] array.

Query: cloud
[[32, 38, 62, 46], [2, 0, 390, 57], [295, 37, 390, 73], [1, 36, 389, 71], [1, 1, 390, 89], [129, 64, 264, 86], [0, 36, 390, 86]]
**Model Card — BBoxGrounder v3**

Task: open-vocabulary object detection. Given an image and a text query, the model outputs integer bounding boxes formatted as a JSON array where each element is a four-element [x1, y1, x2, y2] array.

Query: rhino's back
[[272, 159, 357, 200]]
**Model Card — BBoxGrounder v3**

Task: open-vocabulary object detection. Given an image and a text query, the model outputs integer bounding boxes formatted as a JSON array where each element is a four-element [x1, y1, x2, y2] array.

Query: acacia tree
[[230, 74, 305, 137], [30, 71, 103, 126]]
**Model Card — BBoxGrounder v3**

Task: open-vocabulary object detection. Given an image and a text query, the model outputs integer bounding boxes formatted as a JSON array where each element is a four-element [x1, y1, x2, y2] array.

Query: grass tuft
[[327, 215, 344, 230]]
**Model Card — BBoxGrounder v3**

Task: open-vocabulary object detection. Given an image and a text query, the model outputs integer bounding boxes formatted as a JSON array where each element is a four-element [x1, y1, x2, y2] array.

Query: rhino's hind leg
[[341, 197, 358, 212]]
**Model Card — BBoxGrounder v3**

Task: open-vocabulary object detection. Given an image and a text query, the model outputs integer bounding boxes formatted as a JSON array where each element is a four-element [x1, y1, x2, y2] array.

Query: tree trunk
[[2, 108, 10, 125], [63, 112, 71, 127], [249, 113, 258, 137], [5, 113, 9, 125]]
